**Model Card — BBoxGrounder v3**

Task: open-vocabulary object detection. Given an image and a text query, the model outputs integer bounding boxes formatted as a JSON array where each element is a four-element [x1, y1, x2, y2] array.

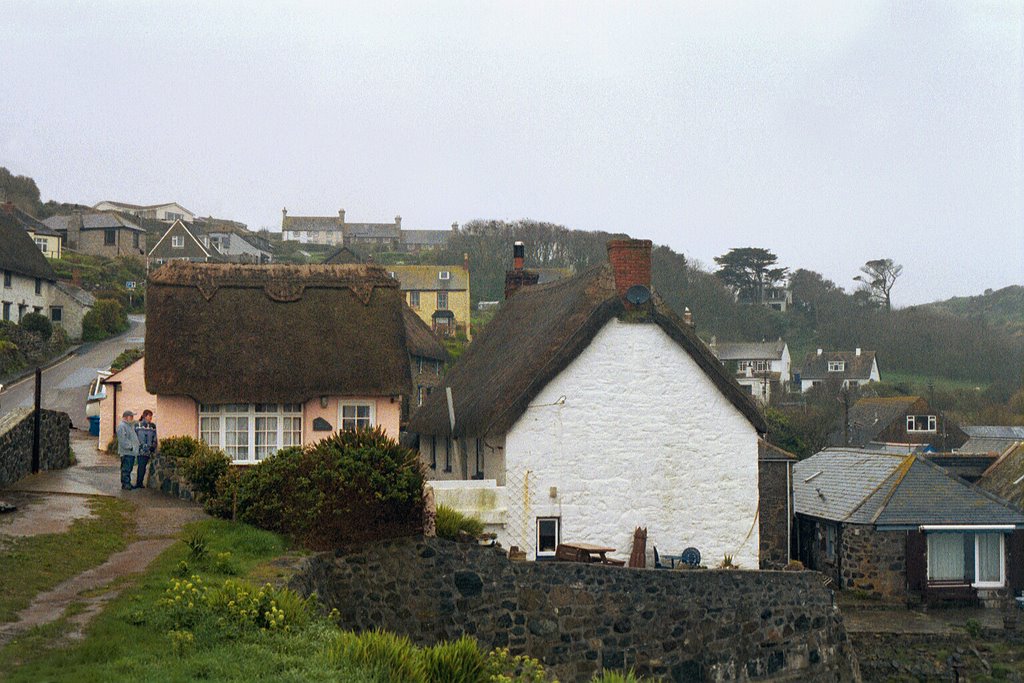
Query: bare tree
[[854, 258, 903, 311]]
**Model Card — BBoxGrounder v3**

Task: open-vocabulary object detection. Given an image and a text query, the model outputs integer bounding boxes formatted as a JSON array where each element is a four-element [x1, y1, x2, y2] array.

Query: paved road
[[0, 315, 145, 429]]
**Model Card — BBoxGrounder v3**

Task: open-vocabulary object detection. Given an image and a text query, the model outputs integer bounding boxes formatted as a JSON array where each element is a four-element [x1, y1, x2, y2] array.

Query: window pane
[[200, 417, 221, 447], [976, 533, 1001, 583], [928, 534, 965, 581], [255, 416, 278, 460]]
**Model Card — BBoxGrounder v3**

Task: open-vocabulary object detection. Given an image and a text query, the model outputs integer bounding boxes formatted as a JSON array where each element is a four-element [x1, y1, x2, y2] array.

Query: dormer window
[[907, 415, 937, 433], [827, 361, 845, 372], [439, 271, 451, 281], [171, 235, 185, 249]]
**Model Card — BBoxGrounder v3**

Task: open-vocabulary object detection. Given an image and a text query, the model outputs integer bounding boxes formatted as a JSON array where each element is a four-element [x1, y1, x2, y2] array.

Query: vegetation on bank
[[435, 504, 485, 540], [109, 347, 144, 372], [0, 319, 71, 379], [82, 299, 130, 342], [50, 252, 147, 314]]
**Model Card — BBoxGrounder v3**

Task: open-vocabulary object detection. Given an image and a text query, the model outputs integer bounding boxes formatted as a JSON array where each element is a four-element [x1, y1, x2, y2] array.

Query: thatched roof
[[145, 262, 413, 404], [402, 306, 446, 361], [0, 212, 56, 281], [799, 349, 877, 380], [408, 262, 765, 438]]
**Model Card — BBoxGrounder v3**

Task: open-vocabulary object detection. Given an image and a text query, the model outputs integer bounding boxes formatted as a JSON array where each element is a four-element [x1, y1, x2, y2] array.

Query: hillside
[[922, 285, 1024, 336]]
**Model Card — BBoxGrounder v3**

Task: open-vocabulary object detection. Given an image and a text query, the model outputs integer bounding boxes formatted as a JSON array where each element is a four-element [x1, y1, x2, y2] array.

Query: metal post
[[31, 367, 41, 474]]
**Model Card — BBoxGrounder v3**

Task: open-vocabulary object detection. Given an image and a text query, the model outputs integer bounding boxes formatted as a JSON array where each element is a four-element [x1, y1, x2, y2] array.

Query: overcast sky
[[1, 1, 1021, 305]]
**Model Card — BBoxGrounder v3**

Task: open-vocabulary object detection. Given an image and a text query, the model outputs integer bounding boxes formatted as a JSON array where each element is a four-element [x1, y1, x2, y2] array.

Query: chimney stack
[[338, 209, 346, 223], [451, 222, 459, 231], [683, 307, 693, 326], [606, 239, 653, 300], [504, 241, 539, 299], [282, 207, 287, 218], [395, 215, 402, 228], [855, 347, 861, 356], [463, 252, 470, 273]]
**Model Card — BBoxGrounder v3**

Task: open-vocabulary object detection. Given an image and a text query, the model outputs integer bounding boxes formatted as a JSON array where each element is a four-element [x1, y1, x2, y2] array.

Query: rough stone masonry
[[290, 536, 861, 682], [0, 407, 71, 489]]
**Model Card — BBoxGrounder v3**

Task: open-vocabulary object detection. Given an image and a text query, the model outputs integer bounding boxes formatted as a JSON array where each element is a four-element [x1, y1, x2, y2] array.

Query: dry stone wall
[[290, 536, 861, 682], [839, 525, 905, 601], [0, 407, 71, 488]]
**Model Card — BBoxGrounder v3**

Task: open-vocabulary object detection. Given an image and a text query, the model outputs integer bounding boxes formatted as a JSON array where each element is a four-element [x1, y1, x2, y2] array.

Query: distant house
[[148, 220, 222, 266], [322, 246, 363, 265], [1, 203, 62, 259], [710, 339, 791, 405], [410, 239, 785, 568], [832, 396, 967, 450], [979, 443, 1024, 512], [198, 223, 273, 264], [736, 286, 793, 312], [959, 426, 1024, 454], [49, 281, 96, 341], [281, 208, 401, 249], [401, 305, 447, 415], [145, 263, 416, 463], [43, 212, 147, 260], [93, 201, 194, 224], [400, 224, 455, 252], [797, 348, 879, 392], [794, 449, 1024, 607], [388, 263, 471, 340]]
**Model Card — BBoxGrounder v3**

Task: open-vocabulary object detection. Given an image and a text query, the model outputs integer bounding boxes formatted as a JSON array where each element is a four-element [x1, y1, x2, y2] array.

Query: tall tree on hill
[[0, 167, 42, 213], [854, 258, 903, 311], [713, 247, 788, 306]]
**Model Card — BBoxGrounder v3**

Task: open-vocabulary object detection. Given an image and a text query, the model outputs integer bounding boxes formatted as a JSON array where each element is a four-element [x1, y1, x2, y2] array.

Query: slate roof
[[346, 223, 399, 239], [401, 229, 450, 247], [389, 265, 469, 291], [960, 427, 1024, 455], [759, 439, 798, 462], [408, 261, 766, 438], [979, 443, 1024, 511], [799, 350, 877, 380], [0, 213, 57, 280], [94, 200, 192, 212], [282, 215, 342, 232], [53, 281, 96, 307], [794, 449, 1024, 528], [712, 340, 787, 361], [323, 247, 363, 264], [844, 396, 923, 446], [0, 204, 60, 236], [43, 212, 145, 233]]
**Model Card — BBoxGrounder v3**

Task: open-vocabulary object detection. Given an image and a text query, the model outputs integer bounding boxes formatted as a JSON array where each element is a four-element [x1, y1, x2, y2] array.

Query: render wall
[[48, 285, 91, 340], [0, 272, 50, 322], [98, 358, 157, 450], [290, 536, 860, 683], [504, 320, 761, 566], [0, 407, 71, 489], [75, 229, 146, 260]]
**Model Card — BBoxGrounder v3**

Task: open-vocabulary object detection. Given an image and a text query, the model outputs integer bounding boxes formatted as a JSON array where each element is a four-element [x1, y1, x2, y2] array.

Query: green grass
[[883, 371, 990, 393], [0, 496, 134, 623], [435, 504, 485, 540]]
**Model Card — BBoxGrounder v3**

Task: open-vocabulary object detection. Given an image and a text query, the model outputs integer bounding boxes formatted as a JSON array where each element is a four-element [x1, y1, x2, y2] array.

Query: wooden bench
[[555, 543, 623, 565]]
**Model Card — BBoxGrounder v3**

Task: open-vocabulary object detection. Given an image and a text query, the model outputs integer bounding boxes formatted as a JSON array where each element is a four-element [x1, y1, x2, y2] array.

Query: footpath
[[0, 430, 204, 645]]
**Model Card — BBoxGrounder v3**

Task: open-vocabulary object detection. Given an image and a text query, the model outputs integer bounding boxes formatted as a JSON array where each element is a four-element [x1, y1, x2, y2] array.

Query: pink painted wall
[[157, 395, 199, 440], [97, 358, 157, 450]]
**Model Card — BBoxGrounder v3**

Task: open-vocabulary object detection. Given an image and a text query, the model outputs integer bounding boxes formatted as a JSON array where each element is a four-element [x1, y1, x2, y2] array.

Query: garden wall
[[290, 536, 861, 682], [0, 407, 71, 488]]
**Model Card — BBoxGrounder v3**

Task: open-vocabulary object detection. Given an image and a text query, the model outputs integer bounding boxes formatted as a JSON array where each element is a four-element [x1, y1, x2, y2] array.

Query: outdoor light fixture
[[320, 396, 328, 409]]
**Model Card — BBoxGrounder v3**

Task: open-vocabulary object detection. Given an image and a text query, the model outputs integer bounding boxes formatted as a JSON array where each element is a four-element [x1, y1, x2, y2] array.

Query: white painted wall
[[501, 319, 761, 567], [0, 272, 51, 322]]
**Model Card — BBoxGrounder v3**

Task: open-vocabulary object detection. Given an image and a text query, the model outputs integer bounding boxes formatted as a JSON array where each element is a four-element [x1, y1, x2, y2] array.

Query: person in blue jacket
[[134, 409, 158, 490]]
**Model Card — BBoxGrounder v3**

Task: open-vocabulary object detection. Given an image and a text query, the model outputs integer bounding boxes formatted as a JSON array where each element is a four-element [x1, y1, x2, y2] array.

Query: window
[[926, 532, 1006, 587], [34, 278, 42, 295], [34, 237, 48, 252], [536, 518, 560, 558], [199, 403, 302, 463], [907, 415, 937, 433], [429, 436, 437, 470], [340, 403, 374, 431], [474, 438, 483, 478], [2, 302, 9, 321], [827, 361, 845, 372], [132, 232, 140, 249], [416, 385, 424, 407], [437, 291, 449, 310], [409, 290, 420, 308], [32, 306, 41, 314], [439, 270, 451, 281], [3, 271, 10, 288], [444, 437, 452, 472], [171, 235, 185, 249], [825, 523, 837, 562], [104, 229, 116, 245]]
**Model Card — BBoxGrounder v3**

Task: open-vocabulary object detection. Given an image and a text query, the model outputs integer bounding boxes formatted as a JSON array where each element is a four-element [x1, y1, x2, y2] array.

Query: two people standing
[[116, 409, 157, 490]]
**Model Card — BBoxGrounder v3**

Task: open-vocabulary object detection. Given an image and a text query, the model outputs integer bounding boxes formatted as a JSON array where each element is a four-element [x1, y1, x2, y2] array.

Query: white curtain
[[976, 533, 1002, 584], [927, 533, 965, 581]]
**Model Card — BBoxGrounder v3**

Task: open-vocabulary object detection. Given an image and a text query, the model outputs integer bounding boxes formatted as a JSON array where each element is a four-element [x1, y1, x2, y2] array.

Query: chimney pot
[[606, 239, 653, 301], [395, 215, 402, 227], [504, 241, 538, 299], [282, 207, 287, 217], [513, 241, 525, 271]]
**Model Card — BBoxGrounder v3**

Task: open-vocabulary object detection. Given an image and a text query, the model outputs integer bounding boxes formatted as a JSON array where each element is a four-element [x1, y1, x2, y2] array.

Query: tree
[[854, 258, 903, 311], [713, 247, 788, 305]]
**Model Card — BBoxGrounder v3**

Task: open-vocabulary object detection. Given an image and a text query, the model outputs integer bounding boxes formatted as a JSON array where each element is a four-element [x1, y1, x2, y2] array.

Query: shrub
[[20, 312, 52, 341], [229, 427, 425, 549], [435, 504, 485, 540], [110, 347, 143, 371], [203, 467, 243, 519], [176, 444, 230, 499], [158, 436, 204, 461], [82, 299, 128, 341], [422, 635, 487, 682]]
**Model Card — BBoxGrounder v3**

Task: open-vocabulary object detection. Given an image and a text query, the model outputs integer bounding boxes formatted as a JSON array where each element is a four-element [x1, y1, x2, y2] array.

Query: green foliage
[[964, 619, 983, 638], [226, 427, 425, 549], [713, 247, 788, 305], [51, 253, 147, 312], [110, 347, 144, 371], [158, 435, 205, 461], [184, 530, 209, 561], [82, 299, 129, 341], [435, 504, 485, 540], [19, 312, 52, 341], [591, 671, 645, 682], [764, 408, 809, 459], [0, 166, 42, 212], [326, 629, 426, 681], [176, 444, 231, 499]]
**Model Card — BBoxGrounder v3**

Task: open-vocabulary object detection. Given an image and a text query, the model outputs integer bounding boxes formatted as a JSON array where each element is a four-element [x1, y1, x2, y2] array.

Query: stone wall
[[0, 407, 71, 488], [290, 536, 860, 682], [145, 453, 198, 502], [838, 525, 905, 601], [758, 459, 791, 570]]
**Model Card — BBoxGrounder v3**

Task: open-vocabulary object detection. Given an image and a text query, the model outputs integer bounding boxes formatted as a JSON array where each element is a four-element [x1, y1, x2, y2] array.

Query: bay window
[[199, 403, 303, 463]]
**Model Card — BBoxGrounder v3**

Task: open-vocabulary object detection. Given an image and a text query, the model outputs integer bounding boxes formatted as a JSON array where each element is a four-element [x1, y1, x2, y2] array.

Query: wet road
[[0, 315, 145, 429]]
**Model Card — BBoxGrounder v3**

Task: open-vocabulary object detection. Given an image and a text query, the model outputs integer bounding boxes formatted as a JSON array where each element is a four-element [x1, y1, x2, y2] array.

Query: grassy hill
[[922, 285, 1024, 336]]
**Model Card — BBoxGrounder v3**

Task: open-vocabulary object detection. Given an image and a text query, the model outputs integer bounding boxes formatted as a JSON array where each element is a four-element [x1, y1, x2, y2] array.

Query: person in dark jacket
[[116, 410, 140, 490], [134, 409, 157, 490]]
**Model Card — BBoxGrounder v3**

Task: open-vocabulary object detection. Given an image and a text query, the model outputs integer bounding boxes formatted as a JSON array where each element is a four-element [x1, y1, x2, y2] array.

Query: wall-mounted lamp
[[320, 396, 329, 409]]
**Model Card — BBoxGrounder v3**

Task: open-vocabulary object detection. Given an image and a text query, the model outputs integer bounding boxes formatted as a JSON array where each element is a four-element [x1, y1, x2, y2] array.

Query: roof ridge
[[917, 454, 1024, 515], [867, 454, 917, 524]]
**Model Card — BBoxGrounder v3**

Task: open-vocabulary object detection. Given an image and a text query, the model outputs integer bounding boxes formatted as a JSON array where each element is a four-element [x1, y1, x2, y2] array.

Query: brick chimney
[[606, 239, 653, 299], [504, 241, 539, 299], [463, 252, 470, 273], [282, 207, 287, 219]]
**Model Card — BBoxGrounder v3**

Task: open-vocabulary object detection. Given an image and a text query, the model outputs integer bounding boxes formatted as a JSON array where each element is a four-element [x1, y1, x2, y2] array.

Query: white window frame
[[171, 235, 185, 249], [536, 517, 560, 558], [973, 533, 1005, 588], [34, 237, 49, 253], [827, 361, 845, 372], [409, 290, 420, 308], [439, 270, 451, 280], [338, 401, 375, 432], [906, 415, 937, 433], [436, 291, 449, 310], [198, 403, 303, 464]]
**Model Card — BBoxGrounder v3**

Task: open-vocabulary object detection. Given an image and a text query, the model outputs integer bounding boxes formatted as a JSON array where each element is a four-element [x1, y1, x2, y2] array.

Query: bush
[[110, 347, 143, 371], [203, 467, 243, 519], [82, 299, 129, 341], [20, 312, 52, 341], [435, 504, 485, 540], [176, 444, 230, 499], [158, 436, 205, 461], [228, 427, 425, 549]]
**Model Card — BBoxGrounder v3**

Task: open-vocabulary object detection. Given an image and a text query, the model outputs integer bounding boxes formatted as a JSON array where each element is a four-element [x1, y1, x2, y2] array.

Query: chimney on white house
[[504, 241, 539, 299], [395, 215, 402, 228], [606, 239, 653, 301]]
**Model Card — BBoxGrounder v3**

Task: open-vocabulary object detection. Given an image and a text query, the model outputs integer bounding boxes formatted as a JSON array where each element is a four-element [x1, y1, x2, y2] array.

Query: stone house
[[794, 449, 1024, 607], [93, 200, 194, 223], [145, 262, 421, 463], [402, 306, 447, 416], [831, 395, 967, 450], [1, 202, 62, 259], [43, 211, 147, 260], [796, 348, 879, 392], [409, 239, 784, 568], [49, 281, 96, 341], [709, 338, 791, 405], [281, 208, 401, 249], [387, 263, 471, 340], [197, 221, 273, 263], [148, 220, 223, 267]]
